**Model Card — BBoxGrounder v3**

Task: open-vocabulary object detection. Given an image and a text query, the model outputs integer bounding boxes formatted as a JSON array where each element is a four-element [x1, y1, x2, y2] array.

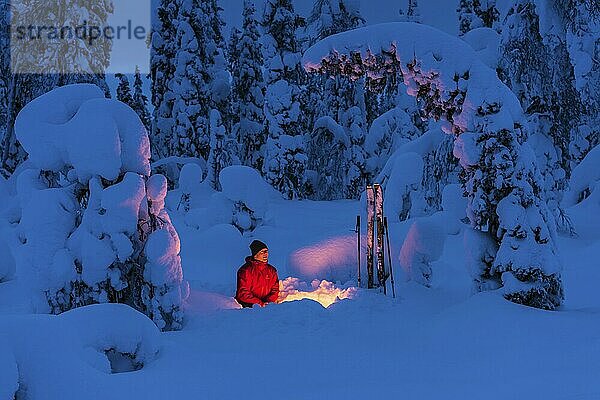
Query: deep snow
[[2, 194, 600, 399]]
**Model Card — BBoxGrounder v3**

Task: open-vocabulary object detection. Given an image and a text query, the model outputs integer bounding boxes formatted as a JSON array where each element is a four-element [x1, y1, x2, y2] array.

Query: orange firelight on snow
[[277, 278, 357, 308]]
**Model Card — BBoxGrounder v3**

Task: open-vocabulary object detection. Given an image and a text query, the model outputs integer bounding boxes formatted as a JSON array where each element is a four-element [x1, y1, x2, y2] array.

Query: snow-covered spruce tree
[[498, 0, 581, 232], [206, 109, 239, 190], [203, 0, 231, 136], [167, 2, 207, 158], [227, 27, 242, 131], [305, 0, 365, 47], [261, 0, 309, 199], [152, 0, 215, 160], [306, 116, 349, 200], [400, 0, 422, 23], [13, 84, 188, 331], [457, 0, 478, 35], [304, 23, 563, 309], [263, 134, 308, 200], [311, 72, 369, 199], [132, 66, 152, 133], [423, 134, 461, 213], [341, 105, 369, 199], [364, 106, 420, 181], [0, 1, 12, 176], [228, 27, 242, 75], [115, 73, 134, 107], [151, 0, 225, 161], [150, 0, 178, 160], [554, 0, 600, 167], [457, 0, 499, 35], [302, 0, 365, 189], [231, 1, 267, 171]]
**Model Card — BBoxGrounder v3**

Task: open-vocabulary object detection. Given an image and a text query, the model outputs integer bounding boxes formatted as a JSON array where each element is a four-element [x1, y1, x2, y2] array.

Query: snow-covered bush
[[399, 218, 445, 287], [563, 144, 600, 208], [441, 184, 468, 223], [561, 144, 600, 239], [383, 152, 424, 221], [214, 165, 279, 234], [304, 22, 563, 309], [169, 162, 205, 212], [462, 27, 500, 69], [151, 156, 206, 190], [398, 185, 466, 287], [11, 84, 188, 330], [375, 127, 446, 221]]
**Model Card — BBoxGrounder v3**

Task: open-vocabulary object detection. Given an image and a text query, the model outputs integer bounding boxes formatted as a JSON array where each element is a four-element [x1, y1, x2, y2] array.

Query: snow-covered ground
[[2, 194, 599, 399]]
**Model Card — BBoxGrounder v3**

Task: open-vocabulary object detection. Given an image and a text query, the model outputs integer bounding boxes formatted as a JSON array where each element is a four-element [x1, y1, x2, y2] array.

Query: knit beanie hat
[[250, 240, 268, 256]]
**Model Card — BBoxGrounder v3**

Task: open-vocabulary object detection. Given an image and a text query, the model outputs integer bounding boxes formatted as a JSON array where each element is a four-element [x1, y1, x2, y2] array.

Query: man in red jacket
[[235, 240, 280, 308]]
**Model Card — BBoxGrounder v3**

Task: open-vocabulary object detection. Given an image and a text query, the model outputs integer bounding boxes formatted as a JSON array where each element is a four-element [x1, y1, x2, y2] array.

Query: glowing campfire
[[277, 277, 357, 308]]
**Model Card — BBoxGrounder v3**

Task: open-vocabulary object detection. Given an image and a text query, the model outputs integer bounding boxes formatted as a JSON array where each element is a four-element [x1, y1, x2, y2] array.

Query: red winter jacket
[[235, 257, 279, 307]]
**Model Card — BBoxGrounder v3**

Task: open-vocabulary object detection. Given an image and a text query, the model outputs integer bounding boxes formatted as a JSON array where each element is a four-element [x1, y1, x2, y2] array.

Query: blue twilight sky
[[219, 0, 460, 37]]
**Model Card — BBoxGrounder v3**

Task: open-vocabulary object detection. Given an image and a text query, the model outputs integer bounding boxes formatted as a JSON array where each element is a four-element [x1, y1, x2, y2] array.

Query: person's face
[[254, 248, 269, 263]]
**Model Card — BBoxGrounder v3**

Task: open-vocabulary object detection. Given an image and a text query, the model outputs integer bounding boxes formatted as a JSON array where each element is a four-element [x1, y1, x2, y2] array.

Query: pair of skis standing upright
[[356, 184, 396, 297]]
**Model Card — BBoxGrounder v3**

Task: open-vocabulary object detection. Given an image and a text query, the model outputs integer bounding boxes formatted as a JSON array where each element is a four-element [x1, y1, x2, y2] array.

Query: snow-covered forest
[[1, 0, 600, 398]]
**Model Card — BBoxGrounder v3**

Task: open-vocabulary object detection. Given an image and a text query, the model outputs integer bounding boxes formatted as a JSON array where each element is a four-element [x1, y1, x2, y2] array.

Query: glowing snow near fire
[[278, 277, 357, 308], [287, 235, 360, 282]]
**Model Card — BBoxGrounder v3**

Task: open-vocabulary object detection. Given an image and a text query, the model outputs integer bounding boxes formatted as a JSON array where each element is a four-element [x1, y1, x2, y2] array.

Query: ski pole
[[384, 217, 396, 298], [356, 215, 361, 288]]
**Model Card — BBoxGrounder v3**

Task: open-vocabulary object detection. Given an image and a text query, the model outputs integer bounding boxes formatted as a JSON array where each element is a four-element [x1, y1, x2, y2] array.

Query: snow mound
[[219, 165, 280, 213], [193, 166, 281, 234], [278, 277, 357, 308], [166, 162, 211, 213], [462, 27, 500, 69], [15, 84, 150, 182], [151, 156, 206, 188], [287, 235, 358, 282], [564, 143, 600, 208], [181, 224, 247, 286], [373, 126, 446, 221], [179, 162, 204, 194], [0, 342, 18, 400], [59, 304, 161, 369], [383, 152, 424, 220], [0, 233, 16, 282], [442, 184, 467, 221], [1, 304, 160, 398], [399, 217, 446, 286]]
